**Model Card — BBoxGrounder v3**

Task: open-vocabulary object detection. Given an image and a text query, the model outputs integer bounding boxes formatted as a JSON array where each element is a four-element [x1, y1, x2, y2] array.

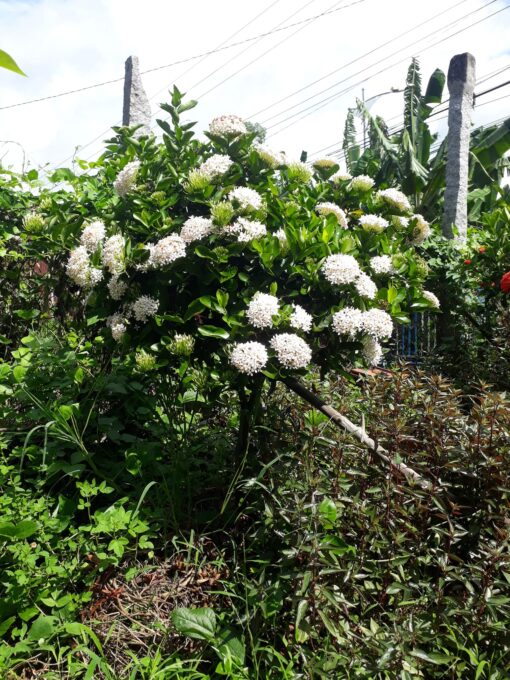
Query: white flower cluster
[[423, 290, 440, 308], [132, 295, 159, 322], [286, 161, 312, 183], [255, 144, 285, 167], [359, 215, 389, 233], [66, 246, 103, 288], [290, 304, 312, 332], [230, 341, 268, 375], [102, 235, 125, 274], [246, 292, 279, 329], [411, 214, 431, 245], [332, 307, 393, 341], [80, 220, 105, 252], [147, 234, 186, 268], [322, 254, 361, 285], [354, 272, 377, 299], [370, 255, 394, 275], [392, 215, 410, 230], [316, 202, 348, 229], [229, 187, 263, 211], [227, 218, 267, 242], [349, 175, 374, 192], [362, 336, 383, 366], [198, 154, 233, 180], [180, 216, 213, 244], [270, 333, 312, 369], [114, 161, 140, 198], [330, 170, 352, 184], [275, 228, 288, 247], [107, 313, 127, 342], [209, 115, 247, 137], [108, 275, 128, 300], [377, 188, 411, 213]]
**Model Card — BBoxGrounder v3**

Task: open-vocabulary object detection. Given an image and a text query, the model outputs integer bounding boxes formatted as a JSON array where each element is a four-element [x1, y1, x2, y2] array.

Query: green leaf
[[171, 607, 217, 641], [217, 628, 245, 665], [12, 365, 26, 383], [197, 325, 230, 339], [28, 615, 58, 641], [0, 520, 38, 539], [410, 649, 452, 665], [0, 49, 26, 76], [318, 498, 337, 528]]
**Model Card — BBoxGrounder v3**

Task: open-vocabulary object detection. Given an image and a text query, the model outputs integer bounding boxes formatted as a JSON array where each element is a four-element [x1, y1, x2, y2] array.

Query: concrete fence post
[[122, 55, 151, 136], [441, 52, 476, 241]]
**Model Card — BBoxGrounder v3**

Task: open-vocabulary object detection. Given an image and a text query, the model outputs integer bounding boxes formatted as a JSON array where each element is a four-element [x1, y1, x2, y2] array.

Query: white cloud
[[0, 0, 509, 172]]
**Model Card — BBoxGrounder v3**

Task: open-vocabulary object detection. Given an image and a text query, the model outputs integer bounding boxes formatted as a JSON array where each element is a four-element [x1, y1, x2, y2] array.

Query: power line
[[266, 2, 508, 137]]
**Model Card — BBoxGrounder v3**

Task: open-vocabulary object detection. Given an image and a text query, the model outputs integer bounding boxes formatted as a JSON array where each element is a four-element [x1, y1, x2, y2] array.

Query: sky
[[0, 0, 509, 175]]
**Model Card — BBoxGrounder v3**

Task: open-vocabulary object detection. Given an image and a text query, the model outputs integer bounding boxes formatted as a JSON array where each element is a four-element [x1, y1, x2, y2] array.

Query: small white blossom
[[270, 333, 312, 369], [316, 202, 348, 229], [132, 295, 159, 323], [229, 187, 263, 211], [370, 255, 394, 275], [108, 275, 128, 301], [391, 215, 410, 229], [349, 175, 375, 192], [255, 144, 284, 167], [423, 290, 440, 308], [355, 272, 378, 299], [209, 115, 247, 137], [322, 253, 361, 285], [330, 170, 352, 184], [147, 234, 186, 268], [246, 292, 279, 329], [102, 235, 125, 274], [114, 161, 140, 197], [411, 214, 431, 245], [361, 308, 393, 340], [290, 304, 312, 332], [359, 215, 389, 233], [361, 336, 383, 366], [275, 228, 288, 247], [180, 217, 213, 244], [230, 341, 268, 375], [80, 220, 106, 252], [332, 307, 364, 338], [107, 313, 127, 342], [227, 218, 267, 243], [198, 154, 233, 180], [377, 188, 411, 213], [66, 246, 103, 289]]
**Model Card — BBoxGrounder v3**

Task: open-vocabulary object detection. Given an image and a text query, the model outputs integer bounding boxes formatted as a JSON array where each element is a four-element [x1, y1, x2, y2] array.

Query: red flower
[[464, 259, 472, 265], [500, 271, 510, 294], [478, 246, 486, 253]]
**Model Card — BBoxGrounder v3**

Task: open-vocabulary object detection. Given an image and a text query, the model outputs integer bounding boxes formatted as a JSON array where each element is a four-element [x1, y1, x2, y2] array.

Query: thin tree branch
[[283, 376, 432, 490]]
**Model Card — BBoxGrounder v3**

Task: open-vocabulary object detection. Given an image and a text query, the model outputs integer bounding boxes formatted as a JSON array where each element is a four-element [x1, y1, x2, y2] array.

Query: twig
[[283, 377, 432, 490]]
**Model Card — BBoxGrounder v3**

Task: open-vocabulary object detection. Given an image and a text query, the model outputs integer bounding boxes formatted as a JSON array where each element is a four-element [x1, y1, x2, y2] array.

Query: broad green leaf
[[172, 607, 217, 641], [0, 520, 38, 539], [197, 325, 230, 339], [0, 49, 26, 76], [12, 365, 26, 383], [318, 498, 337, 528], [28, 615, 58, 641]]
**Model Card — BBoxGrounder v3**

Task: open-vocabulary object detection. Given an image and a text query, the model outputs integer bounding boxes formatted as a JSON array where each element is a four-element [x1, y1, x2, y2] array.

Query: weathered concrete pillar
[[122, 56, 151, 136], [441, 53, 476, 241]]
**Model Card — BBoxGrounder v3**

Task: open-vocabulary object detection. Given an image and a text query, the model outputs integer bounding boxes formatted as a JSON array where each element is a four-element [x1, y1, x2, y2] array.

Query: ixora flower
[[361, 308, 394, 340], [227, 218, 267, 243], [228, 187, 263, 211], [332, 306, 364, 338], [80, 220, 106, 252], [422, 290, 440, 308], [132, 295, 159, 323], [135, 350, 157, 372], [354, 272, 378, 299], [361, 336, 383, 366], [370, 255, 394, 275], [270, 333, 312, 369], [172, 333, 195, 357], [376, 188, 412, 213], [180, 216, 213, 244], [66, 246, 103, 288], [410, 214, 431, 245], [230, 341, 268, 375], [290, 304, 312, 332], [107, 313, 127, 342], [102, 235, 125, 274], [330, 170, 352, 184], [322, 253, 361, 285], [23, 212, 45, 233], [274, 228, 288, 247], [391, 215, 410, 230], [254, 144, 285, 168], [316, 202, 348, 229], [285, 161, 312, 183], [313, 158, 336, 170], [147, 234, 187, 268], [209, 114, 247, 137], [246, 292, 279, 329], [197, 154, 233, 180], [108, 275, 128, 301], [501, 272, 510, 294], [349, 175, 375, 192], [359, 215, 389, 233], [114, 160, 140, 197]]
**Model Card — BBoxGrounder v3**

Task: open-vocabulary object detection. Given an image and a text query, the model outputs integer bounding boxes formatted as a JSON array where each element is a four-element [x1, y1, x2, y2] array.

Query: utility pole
[[122, 56, 151, 136]]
